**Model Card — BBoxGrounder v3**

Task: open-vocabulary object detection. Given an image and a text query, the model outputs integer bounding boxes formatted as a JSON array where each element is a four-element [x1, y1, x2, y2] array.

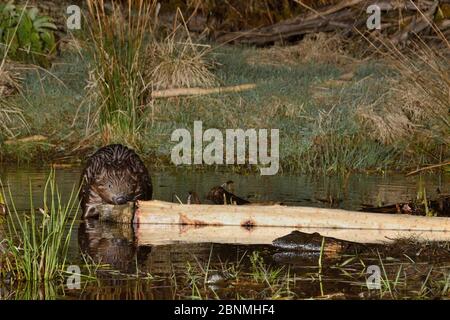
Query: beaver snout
[[113, 195, 128, 205]]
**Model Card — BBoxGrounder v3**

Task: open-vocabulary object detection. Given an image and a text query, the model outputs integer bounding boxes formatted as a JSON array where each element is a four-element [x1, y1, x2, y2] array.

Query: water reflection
[[78, 220, 259, 275], [0, 281, 61, 300], [1, 165, 448, 213], [1, 166, 449, 300], [78, 220, 137, 273]]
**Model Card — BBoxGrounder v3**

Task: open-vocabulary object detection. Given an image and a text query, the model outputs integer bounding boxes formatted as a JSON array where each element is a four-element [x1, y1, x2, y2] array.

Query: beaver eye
[[108, 183, 113, 189]]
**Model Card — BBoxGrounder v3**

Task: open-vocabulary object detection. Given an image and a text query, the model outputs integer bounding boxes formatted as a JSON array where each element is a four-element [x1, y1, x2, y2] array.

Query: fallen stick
[[390, 0, 439, 44], [4, 135, 47, 145], [296, 0, 364, 22], [217, 9, 355, 45], [132, 200, 450, 231], [406, 161, 450, 176], [216, 0, 446, 46], [151, 83, 256, 99]]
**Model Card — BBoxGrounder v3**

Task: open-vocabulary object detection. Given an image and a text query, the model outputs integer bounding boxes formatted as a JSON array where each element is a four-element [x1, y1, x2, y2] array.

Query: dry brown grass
[[358, 37, 450, 149], [0, 58, 28, 138], [146, 10, 216, 90], [84, 1, 217, 145], [0, 61, 22, 98], [246, 32, 354, 66], [0, 104, 27, 138]]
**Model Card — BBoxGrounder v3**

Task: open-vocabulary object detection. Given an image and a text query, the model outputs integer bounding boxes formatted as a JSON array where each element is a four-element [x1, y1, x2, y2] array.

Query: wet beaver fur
[[79, 144, 152, 219]]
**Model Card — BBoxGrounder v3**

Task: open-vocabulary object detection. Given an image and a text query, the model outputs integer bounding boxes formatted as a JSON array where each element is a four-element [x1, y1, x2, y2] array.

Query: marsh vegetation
[[0, 0, 449, 301], [0, 0, 448, 174], [0, 167, 448, 300]]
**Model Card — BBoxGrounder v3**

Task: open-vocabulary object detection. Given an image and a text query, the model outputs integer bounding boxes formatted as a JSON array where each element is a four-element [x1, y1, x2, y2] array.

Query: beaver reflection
[[79, 144, 152, 219], [78, 220, 144, 273], [78, 220, 211, 274], [78, 221, 261, 276]]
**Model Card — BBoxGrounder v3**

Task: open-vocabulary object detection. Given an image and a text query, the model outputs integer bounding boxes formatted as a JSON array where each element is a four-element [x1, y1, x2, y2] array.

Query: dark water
[[0, 166, 449, 300], [2, 165, 447, 211]]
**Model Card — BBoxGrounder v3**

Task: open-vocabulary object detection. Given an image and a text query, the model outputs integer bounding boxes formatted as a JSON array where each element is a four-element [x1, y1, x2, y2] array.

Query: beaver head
[[79, 144, 152, 219], [91, 166, 141, 205]]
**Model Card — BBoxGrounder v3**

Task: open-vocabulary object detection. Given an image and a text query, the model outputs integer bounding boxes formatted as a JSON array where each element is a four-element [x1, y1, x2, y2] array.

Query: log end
[[98, 202, 135, 224]]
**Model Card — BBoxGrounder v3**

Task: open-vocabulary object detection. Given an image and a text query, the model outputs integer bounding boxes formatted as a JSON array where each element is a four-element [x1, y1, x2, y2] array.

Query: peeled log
[[135, 224, 450, 246], [97, 200, 450, 244], [135, 200, 450, 231]]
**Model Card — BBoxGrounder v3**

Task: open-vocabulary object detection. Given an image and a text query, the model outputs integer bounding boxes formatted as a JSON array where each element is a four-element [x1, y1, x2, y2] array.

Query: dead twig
[[406, 161, 450, 176]]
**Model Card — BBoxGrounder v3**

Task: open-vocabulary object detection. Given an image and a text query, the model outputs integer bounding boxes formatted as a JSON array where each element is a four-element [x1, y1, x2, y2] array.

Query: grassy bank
[[2, 41, 448, 174], [0, 1, 448, 174]]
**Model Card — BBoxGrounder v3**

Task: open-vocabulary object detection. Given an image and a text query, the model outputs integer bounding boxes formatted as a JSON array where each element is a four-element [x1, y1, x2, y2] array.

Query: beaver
[[206, 181, 250, 205], [79, 144, 152, 219]]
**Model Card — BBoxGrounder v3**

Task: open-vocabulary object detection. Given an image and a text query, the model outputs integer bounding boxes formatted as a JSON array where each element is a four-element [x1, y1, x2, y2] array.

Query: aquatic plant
[[249, 251, 286, 289], [185, 261, 204, 299], [1, 170, 78, 281], [7, 280, 60, 300]]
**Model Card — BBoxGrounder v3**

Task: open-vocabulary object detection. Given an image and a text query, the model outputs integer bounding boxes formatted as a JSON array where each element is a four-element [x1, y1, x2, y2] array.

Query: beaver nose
[[113, 196, 127, 205]]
